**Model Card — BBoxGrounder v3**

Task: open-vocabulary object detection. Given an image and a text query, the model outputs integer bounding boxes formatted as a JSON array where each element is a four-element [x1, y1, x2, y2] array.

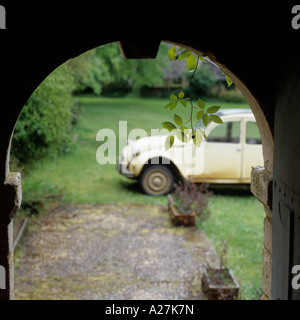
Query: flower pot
[[168, 194, 196, 227], [201, 267, 240, 300]]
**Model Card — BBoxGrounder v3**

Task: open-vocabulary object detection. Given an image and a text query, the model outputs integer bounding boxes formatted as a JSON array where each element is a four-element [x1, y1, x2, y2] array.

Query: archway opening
[[10, 40, 271, 300]]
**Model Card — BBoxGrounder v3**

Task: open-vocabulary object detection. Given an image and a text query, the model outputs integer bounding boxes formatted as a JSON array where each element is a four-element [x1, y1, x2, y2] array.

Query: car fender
[[129, 148, 187, 178]]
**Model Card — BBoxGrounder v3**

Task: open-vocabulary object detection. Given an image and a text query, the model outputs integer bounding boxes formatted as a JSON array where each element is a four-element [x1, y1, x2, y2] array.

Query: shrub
[[184, 64, 219, 98], [218, 89, 246, 103], [11, 64, 76, 164], [172, 180, 212, 225]]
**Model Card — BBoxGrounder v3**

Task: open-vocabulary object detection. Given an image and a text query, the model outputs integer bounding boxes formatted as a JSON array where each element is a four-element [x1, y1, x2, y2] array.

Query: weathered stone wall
[[0, 173, 22, 300], [251, 166, 273, 300]]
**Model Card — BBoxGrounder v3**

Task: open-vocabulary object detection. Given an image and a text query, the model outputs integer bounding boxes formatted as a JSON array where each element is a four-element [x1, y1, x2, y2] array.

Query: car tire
[[140, 165, 174, 196]]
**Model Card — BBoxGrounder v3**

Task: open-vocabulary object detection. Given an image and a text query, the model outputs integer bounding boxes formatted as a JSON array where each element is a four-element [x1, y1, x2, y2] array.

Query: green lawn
[[21, 97, 177, 205], [18, 96, 264, 299], [201, 190, 264, 299]]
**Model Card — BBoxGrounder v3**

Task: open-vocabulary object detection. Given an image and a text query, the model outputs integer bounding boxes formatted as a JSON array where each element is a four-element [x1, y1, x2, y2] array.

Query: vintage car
[[117, 108, 263, 196]]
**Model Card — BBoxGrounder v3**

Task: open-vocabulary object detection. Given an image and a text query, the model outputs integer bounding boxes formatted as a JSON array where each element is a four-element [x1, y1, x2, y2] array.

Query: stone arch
[[11, 40, 273, 300], [1, 15, 278, 299]]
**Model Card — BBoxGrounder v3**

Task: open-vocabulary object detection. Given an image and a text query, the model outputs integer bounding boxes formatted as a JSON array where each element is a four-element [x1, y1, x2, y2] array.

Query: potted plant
[[201, 239, 240, 300], [168, 180, 212, 227]]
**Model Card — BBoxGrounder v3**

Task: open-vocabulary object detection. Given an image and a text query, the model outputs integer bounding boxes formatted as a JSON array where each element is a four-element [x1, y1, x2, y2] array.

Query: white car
[[117, 109, 263, 196]]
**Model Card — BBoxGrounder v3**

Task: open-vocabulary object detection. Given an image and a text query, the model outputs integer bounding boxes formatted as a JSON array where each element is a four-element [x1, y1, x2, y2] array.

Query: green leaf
[[162, 121, 177, 132], [176, 130, 187, 143], [186, 53, 197, 71], [196, 110, 204, 120], [210, 114, 224, 124], [179, 99, 187, 107], [178, 91, 184, 99], [199, 56, 206, 63], [168, 46, 177, 61], [165, 135, 175, 151], [226, 75, 233, 87], [170, 94, 178, 100], [174, 114, 183, 126], [180, 125, 188, 133], [207, 105, 221, 114], [170, 100, 178, 110], [197, 98, 205, 109], [178, 50, 191, 61], [163, 102, 173, 109], [202, 113, 210, 127], [193, 129, 203, 147]]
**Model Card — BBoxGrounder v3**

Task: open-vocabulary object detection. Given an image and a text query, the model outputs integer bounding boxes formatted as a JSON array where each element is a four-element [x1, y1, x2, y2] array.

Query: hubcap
[[146, 170, 170, 194]]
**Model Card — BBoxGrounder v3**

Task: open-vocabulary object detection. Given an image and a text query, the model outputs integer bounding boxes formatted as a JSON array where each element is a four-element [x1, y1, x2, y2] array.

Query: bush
[[218, 89, 246, 103], [172, 180, 212, 226], [11, 64, 76, 164], [185, 64, 219, 98]]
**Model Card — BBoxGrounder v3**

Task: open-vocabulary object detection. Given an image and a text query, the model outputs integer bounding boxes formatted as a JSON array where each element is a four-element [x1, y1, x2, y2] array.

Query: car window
[[246, 121, 261, 144], [207, 121, 240, 143]]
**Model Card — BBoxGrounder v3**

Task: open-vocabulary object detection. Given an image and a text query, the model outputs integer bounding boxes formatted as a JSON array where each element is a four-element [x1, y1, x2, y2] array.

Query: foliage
[[162, 90, 223, 149], [66, 49, 110, 95], [185, 64, 219, 98], [162, 46, 233, 149], [68, 42, 170, 96], [218, 89, 247, 103], [11, 64, 76, 164], [172, 180, 212, 225]]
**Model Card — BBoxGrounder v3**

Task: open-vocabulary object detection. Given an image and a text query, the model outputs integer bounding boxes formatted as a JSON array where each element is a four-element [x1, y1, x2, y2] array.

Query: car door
[[194, 120, 242, 182], [242, 120, 264, 180]]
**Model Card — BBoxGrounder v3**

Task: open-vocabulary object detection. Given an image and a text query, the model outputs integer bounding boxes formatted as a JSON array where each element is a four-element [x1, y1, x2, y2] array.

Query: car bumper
[[116, 161, 135, 178]]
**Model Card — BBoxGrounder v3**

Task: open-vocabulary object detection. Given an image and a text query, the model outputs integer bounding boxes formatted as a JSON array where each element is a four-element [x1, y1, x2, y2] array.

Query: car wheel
[[140, 165, 174, 196]]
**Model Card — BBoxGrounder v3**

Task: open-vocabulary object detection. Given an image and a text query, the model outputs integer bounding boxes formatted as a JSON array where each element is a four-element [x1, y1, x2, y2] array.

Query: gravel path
[[14, 203, 219, 300]]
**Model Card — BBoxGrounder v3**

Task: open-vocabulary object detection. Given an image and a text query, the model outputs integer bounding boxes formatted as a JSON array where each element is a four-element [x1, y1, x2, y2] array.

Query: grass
[[21, 97, 176, 205], [201, 188, 265, 299], [17, 96, 264, 299]]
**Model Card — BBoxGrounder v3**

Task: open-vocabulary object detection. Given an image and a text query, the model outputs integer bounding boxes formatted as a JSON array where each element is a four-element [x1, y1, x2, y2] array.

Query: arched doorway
[[1, 10, 281, 299], [3, 38, 272, 298]]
